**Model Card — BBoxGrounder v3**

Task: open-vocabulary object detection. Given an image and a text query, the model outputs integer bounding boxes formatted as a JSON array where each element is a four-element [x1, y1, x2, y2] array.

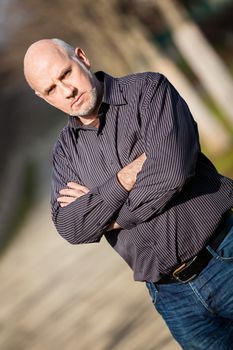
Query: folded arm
[[51, 136, 146, 242], [51, 136, 128, 244], [115, 74, 200, 230]]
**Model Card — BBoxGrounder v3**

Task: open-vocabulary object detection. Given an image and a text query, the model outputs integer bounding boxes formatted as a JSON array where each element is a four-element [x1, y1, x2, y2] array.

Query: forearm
[[52, 175, 128, 243], [106, 153, 146, 231], [53, 153, 146, 236], [114, 149, 198, 230], [113, 76, 200, 230], [54, 198, 118, 243]]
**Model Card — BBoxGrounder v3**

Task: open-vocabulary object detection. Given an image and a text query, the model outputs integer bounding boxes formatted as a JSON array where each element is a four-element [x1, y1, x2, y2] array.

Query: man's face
[[31, 48, 97, 117]]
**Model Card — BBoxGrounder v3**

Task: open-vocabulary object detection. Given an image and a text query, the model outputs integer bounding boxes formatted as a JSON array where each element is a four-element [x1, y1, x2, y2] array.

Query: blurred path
[[0, 197, 180, 350], [0, 134, 180, 350]]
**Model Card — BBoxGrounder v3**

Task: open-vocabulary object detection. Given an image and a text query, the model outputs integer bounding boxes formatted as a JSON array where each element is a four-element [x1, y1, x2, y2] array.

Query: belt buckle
[[172, 257, 197, 283]]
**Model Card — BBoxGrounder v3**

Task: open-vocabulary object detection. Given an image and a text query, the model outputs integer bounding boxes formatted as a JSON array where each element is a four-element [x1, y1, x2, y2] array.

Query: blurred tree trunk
[[56, 0, 132, 75], [154, 0, 233, 126], [19, 0, 231, 154], [94, 0, 231, 155]]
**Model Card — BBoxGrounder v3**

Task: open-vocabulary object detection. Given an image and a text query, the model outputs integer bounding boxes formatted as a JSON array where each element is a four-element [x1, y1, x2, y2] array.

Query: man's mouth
[[71, 94, 83, 107]]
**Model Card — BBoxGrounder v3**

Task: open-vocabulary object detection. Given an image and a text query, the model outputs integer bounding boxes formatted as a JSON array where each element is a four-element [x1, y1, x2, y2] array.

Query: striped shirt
[[51, 71, 233, 282]]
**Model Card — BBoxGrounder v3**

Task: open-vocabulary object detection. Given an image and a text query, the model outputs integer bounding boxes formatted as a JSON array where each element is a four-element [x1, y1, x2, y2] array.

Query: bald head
[[24, 39, 74, 89], [23, 39, 100, 119]]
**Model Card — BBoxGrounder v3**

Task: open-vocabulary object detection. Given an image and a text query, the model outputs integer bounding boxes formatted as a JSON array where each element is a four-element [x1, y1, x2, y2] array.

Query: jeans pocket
[[207, 225, 233, 262], [146, 282, 159, 305]]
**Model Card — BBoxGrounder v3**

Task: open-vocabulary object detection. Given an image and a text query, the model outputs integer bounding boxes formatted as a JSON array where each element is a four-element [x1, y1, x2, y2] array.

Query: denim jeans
[[146, 215, 233, 349]]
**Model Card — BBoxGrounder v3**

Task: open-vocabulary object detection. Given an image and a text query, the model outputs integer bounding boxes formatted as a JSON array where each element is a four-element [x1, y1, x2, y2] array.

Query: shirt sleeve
[[51, 132, 128, 244], [115, 74, 200, 229]]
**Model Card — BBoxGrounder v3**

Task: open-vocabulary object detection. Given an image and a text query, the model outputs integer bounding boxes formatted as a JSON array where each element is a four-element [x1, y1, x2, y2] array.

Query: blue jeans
[[146, 216, 233, 349]]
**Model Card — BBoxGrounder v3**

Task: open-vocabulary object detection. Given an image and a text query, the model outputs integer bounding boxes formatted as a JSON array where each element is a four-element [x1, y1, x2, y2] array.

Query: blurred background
[[0, 0, 233, 349]]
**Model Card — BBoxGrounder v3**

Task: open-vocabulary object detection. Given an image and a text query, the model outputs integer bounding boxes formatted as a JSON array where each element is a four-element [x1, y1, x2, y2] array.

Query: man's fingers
[[57, 182, 90, 207], [59, 188, 85, 197], [142, 152, 146, 160], [57, 196, 76, 204], [137, 152, 146, 161], [60, 202, 70, 208], [67, 182, 89, 193]]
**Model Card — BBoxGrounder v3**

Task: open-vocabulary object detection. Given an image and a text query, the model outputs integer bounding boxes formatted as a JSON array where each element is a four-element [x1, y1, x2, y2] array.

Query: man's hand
[[106, 221, 121, 231], [117, 153, 146, 191], [57, 182, 89, 207], [106, 153, 147, 231]]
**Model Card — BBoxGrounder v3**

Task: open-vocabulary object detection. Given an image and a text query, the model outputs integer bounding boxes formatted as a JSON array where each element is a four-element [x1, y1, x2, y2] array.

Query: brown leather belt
[[156, 209, 233, 285]]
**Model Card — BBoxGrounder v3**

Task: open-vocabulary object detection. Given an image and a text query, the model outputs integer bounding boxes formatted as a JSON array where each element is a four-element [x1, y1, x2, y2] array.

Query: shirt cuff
[[98, 175, 129, 211], [115, 203, 143, 229]]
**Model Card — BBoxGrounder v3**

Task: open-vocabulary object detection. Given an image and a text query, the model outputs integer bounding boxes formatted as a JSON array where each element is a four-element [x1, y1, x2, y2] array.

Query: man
[[24, 38, 233, 349]]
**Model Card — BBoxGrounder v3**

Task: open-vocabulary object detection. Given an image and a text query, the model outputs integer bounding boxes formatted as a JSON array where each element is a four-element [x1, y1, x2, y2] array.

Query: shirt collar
[[68, 71, 127, 130], [95, 71, 127, 106]]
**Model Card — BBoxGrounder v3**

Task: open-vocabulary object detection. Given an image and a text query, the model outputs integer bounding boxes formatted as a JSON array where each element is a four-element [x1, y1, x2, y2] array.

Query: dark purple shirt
[[51, 71, 233, 282]]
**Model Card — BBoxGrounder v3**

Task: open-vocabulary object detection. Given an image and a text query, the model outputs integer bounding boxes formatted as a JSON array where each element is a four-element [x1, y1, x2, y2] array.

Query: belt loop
[[147, 281, 159, 292], [206, 245, 220, 259]]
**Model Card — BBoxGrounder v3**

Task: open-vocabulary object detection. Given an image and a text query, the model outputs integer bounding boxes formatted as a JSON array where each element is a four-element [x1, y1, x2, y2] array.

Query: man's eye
[[63, 69, 71, 78], [48, 86, 55, 95], [48, 88, 54, 95]]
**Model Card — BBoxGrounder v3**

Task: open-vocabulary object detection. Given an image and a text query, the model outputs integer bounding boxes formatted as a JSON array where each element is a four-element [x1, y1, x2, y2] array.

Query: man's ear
[[74, 47, 91, 69]]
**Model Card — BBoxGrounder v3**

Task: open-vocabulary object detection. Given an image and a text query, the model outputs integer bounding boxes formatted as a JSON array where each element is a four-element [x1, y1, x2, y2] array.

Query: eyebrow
[[43, 65, 72, 95]]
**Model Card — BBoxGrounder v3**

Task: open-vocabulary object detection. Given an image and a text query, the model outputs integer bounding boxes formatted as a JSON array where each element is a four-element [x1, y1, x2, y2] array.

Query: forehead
[[30, 48, 72, 92]]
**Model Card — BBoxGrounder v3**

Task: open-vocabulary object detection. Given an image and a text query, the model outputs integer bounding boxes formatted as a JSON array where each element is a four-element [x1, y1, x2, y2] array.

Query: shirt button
[[96, 222, 101, 227]]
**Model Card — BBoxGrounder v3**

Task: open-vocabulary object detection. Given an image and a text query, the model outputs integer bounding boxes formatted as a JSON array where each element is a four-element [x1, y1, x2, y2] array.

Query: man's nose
[[59, 82, 75, 98]]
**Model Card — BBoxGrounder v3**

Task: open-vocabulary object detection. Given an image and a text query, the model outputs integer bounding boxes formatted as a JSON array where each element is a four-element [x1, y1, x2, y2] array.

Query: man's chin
[[70, 106, 97, 118], [69, 112, 91, 118], [69, 112, 79, 117]]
